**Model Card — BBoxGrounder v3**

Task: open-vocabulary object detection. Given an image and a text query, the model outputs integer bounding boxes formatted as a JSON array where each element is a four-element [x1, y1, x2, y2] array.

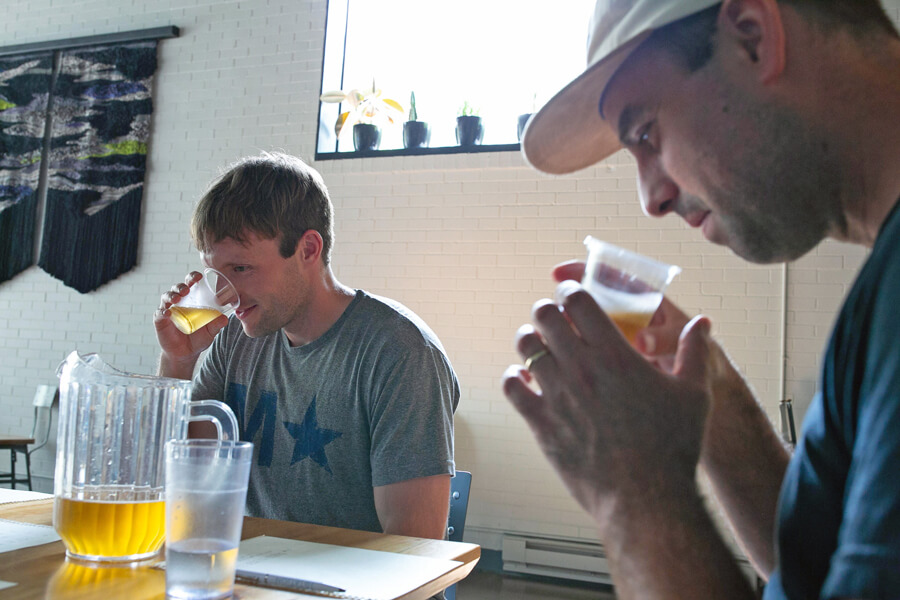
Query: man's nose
[[637, 159, 678, 218]]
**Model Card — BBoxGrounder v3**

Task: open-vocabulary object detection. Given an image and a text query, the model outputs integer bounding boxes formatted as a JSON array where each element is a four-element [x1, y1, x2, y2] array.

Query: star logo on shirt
[[283, 395, 343, 473]]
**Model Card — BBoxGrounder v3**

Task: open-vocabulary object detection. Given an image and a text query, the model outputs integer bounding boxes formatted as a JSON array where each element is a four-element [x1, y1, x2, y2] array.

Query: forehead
[[201, 231, 280, 264]]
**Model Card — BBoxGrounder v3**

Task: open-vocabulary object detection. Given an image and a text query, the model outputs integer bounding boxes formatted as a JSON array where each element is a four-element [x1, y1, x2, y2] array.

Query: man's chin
[[729, 239, 808, 265], [237, 319, 261, 338], [238, 320, 279, 339], [711, 224, 789, 264]]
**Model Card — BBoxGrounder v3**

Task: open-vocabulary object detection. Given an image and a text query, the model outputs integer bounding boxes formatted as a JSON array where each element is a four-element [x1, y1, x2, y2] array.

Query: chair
[[447, 470, 471, 542], [445, 470, 472, 600], [0, 385, 57, 490]]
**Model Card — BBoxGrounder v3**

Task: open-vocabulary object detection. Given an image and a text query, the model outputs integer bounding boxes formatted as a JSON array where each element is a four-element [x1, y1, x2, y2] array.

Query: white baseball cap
[[521, 0, 722, 175]]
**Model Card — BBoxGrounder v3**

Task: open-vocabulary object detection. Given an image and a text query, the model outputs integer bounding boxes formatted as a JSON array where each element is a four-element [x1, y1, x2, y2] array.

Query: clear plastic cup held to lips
[[169, 268, 240, 334], [581, 236, 681, 343]]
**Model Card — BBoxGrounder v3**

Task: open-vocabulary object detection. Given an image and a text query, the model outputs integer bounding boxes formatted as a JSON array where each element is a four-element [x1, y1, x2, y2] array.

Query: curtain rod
[[0, 26, 179, 58]]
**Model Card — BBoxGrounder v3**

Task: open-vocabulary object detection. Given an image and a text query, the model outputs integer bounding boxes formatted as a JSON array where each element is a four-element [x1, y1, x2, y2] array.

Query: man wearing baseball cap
[[504, 1, 900, 598]]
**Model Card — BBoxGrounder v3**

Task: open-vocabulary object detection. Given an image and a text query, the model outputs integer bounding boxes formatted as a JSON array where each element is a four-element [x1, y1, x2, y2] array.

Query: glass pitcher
[[53, 350, 238, 563]]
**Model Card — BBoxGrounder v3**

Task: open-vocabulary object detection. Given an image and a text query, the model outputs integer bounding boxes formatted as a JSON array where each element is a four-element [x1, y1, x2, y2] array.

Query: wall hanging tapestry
[[0, 53, 53, 285], [38, 41, 158, 293]]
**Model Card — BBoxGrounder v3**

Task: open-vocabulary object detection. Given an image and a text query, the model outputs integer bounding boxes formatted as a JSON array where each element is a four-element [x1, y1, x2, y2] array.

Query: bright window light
[[316, 0, 596, 156]]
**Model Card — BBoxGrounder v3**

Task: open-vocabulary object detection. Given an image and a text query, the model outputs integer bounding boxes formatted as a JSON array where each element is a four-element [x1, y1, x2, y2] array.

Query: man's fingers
[[203, 313, 230, 336], [502, 365, 547, 423], [673, 315, 712, 384], [530, 297, 590, 366], [551, 280, 624, 349], [515, 324, 557, 383], [160, 288, 186, 311], [635, 296, 691, 356], [552, 260, 586, 283]]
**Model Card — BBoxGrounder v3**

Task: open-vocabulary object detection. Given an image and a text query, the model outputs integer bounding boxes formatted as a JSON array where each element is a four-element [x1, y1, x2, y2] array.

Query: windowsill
[[315, 143, 521, 161]]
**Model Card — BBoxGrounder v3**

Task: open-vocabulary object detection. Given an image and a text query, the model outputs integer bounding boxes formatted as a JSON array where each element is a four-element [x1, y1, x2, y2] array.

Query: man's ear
[[296, 230, 324, 263], [718, 0, 786, 84]]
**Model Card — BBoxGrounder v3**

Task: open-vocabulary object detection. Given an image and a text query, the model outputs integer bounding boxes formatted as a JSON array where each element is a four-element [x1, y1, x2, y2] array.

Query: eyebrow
[[220, 260, 251, 268]]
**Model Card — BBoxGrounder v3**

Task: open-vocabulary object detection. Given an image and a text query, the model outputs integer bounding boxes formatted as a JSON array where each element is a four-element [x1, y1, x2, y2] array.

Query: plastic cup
[[581, 236, 681, 343], [169, 268, 240, 335], [164, 439, 253, 600]]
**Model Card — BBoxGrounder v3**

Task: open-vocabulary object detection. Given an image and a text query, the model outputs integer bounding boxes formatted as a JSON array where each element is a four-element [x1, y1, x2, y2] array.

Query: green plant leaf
[[327, 82, 405, 136], [458, 100, 479, 117], [319, 90, 347, 103]]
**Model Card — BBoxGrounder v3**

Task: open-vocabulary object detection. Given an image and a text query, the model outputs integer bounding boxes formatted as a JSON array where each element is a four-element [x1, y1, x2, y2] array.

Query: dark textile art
[[0, 53, 53, 285], [38, 41, 157, 293]]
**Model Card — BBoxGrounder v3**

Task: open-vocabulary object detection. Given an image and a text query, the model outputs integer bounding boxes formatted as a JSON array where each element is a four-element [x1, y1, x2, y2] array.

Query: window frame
[[314, 0, 524, 161]]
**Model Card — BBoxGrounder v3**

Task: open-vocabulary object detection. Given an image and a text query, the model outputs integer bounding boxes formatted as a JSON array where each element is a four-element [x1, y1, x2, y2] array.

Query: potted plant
[[455, 101, 483, 146], [517, 93, 537, 142], [402, 92, 430, 149], [319, 80, 404, 152]]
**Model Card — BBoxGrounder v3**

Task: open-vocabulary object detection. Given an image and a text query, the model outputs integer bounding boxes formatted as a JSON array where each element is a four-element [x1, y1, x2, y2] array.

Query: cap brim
[[521, 31, 652, 175]]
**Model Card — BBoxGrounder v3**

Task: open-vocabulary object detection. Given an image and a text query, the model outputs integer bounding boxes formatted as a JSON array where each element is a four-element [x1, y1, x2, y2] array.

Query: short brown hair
[[780, 0, 899, 39], [191, 152, 335, 264], [649, 0, 898, 74]]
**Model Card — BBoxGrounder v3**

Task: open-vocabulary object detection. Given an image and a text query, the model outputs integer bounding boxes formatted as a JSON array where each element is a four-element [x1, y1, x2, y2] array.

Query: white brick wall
[[1, 0, 896, 553]]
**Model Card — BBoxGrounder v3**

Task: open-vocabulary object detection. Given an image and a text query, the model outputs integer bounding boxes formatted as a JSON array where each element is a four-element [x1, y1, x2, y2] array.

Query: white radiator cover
[[502, 534, 613, 585], [503, 533, 760, 589]]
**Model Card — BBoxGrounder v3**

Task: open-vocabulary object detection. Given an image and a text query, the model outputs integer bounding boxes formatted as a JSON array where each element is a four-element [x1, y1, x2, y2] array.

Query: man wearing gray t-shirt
[[154, 152, 459, 539]]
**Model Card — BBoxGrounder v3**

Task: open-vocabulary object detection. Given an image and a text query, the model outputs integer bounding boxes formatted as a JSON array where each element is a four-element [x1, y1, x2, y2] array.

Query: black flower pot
[[402, 121, 431, 149], [352, 123, 381, 152], [455, 116, 484, 146], [517, 113, 533, 141]]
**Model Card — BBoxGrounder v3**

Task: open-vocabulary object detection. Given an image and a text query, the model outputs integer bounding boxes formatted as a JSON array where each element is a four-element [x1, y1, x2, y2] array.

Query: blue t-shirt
[[765, 200, 900, 599]]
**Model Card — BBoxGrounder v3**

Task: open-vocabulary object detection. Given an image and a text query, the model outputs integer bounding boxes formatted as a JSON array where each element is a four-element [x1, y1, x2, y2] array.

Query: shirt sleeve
[[366, 327, 459, 487], [821, 245, 900, 598]]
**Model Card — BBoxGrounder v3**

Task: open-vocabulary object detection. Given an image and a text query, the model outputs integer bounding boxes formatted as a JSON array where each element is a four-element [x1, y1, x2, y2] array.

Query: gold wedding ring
[[524, 348, 550, 371]]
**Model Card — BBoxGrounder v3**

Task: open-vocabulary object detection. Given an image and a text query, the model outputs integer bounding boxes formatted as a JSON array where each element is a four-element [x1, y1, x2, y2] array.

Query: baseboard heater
[[502, 534, 613, 585]]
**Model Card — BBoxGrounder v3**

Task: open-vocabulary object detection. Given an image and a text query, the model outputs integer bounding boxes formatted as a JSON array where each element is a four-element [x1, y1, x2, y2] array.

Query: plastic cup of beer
[[581, 236, 681, 343], [169, 268, 240, 335], [165, 439, 253, 600]]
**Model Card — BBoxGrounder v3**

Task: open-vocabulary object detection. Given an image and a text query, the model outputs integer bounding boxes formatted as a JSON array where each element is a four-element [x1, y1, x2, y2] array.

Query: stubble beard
[[708, 99, 840, 264]]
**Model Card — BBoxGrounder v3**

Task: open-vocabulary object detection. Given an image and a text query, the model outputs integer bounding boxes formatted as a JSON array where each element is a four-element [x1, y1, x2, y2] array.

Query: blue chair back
[[445, 470, 472, 600], [447, 470, 471, 542]]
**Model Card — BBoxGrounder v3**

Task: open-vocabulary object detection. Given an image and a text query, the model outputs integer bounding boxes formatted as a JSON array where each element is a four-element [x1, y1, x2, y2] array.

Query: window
[[316, 0, 595, 158]]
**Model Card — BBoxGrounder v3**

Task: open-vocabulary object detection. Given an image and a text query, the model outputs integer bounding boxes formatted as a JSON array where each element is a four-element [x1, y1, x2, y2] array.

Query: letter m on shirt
[[226, 382, 277, 467]]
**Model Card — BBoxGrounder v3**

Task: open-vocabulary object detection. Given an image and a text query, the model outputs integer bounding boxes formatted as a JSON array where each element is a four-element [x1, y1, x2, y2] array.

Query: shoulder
[[829, 203, 900, 405], [842, 205, 900, 325], [350, 291, 449, 353]]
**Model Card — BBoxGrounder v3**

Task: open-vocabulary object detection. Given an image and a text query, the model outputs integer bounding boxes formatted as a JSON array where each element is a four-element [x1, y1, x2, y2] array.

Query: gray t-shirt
[[193, 290, 459, 532]]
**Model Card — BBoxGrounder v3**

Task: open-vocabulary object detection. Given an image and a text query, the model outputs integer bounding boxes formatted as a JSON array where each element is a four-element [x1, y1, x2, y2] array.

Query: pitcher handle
[[189, 400, 239, 441]]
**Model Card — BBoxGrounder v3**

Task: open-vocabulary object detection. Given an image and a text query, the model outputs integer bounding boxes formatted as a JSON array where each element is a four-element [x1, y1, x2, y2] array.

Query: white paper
[[0, 580, 17, 591], [237, 535, 461, 600], [0, 519, 60, 553], [0, 488, 52, 504]]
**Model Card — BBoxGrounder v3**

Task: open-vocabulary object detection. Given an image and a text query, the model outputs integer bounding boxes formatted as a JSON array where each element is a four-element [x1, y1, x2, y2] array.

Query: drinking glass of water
[[164, 439, 253, 600]]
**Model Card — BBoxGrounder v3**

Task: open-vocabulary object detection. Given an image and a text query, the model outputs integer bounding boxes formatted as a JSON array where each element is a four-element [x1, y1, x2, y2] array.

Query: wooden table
[[0, 498, 480, 600]]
